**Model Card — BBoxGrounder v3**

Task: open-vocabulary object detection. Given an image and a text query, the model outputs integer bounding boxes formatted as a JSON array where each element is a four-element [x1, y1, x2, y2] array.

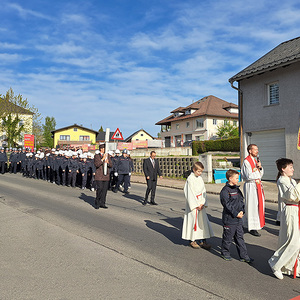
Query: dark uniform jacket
[[220, 182, 245, 225], [0, 152, 7, 162], [115, 155, 134, 174]]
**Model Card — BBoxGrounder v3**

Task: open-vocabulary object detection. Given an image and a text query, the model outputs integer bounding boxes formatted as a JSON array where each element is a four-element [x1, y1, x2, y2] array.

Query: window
[[268, 82, 279, 105], [186, 122, 190, 128], [195, 135, 204, 141], [185, 109, 191, 115], [196, 118, 204, 128], [233, 120, 237, 126], [60, 135, 70, 141], [79, 136, 90, 141], [74, 128, 78, 131], [19, 120, 24, 127], [224, 120, 229, 125], [141, 133, 144, 136], [176, 123, 179, 130], [213, 119, 217, 125]]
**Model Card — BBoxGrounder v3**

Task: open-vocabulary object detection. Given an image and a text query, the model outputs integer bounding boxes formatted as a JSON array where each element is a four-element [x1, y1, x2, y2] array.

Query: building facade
[[229, 36, 300, 180], [52, 124, 98, 148], [156, 95, 238, 147]]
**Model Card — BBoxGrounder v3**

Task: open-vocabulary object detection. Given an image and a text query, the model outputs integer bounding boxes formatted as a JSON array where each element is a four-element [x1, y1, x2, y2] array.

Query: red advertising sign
[[117, 142, 133, 151], [24, 134, 34, 150], [132, 140, 148, 149], [298, 129, 300, 150]]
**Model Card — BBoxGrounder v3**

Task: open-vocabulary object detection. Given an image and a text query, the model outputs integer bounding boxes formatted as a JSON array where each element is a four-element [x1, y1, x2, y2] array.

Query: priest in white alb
[[241, 144, 265, 237]]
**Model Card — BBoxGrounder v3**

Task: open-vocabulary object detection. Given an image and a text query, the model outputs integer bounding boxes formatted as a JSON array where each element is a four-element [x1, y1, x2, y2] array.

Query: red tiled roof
[[156, 95, 238, 125]]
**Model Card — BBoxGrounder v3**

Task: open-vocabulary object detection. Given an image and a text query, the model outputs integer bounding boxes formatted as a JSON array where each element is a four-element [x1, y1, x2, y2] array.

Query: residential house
[[0, 98, 34, 147], [124, 129, 154, 142], [229, 36, 300, 180], [52, 124, 98, 148], [156, 95, 238, 147]]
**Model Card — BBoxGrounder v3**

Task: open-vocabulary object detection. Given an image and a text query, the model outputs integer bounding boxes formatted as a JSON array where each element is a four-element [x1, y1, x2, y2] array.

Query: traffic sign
[[112, 128, 124, 140]]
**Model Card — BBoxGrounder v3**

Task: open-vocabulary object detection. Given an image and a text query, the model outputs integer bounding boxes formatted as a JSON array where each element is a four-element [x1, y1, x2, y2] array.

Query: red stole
[[245, 155, 265, 228], [193, 193, 203, 231]]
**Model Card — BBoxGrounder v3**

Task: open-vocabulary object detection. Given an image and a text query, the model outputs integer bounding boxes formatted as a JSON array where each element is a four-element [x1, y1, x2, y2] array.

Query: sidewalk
[[131, 174, 278, 203]]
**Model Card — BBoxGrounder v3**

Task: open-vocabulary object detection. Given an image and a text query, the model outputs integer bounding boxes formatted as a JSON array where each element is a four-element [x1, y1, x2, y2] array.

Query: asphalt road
[[0, 173, 299, 300]]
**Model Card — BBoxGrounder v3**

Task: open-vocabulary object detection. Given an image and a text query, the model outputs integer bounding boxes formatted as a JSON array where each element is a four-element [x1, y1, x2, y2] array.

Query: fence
[[132, 157, 198, 178]]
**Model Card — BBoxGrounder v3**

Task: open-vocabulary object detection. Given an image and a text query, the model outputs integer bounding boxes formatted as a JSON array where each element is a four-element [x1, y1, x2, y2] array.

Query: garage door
[[249, 129, 286, 180]]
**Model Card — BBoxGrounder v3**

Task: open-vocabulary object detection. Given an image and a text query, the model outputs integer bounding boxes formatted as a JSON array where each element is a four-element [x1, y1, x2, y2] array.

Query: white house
[[156, 95, 238, 147]]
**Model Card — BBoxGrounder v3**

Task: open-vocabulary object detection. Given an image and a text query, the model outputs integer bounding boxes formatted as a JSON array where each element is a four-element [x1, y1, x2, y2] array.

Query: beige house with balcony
[[156, 95, 238, 147]]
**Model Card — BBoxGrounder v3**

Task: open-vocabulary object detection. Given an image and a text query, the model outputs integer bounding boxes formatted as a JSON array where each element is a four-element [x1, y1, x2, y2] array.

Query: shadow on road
[[79, 192, 96, 208], [122, 192, 145, 204]]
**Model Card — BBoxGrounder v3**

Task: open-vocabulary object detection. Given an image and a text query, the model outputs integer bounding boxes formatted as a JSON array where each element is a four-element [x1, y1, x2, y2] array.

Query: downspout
[[229, 80, 244, 163]]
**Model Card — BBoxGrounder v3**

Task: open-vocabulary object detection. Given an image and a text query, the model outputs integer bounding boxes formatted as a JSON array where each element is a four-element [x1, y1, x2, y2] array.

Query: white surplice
[[268, 176, 300, 277], [182, 172, 214, 241], [241, 157, 265, 231]]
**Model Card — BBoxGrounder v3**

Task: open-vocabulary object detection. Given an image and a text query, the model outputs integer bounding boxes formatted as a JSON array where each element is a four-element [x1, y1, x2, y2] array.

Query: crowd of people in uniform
[[0, 146, 134, 193]]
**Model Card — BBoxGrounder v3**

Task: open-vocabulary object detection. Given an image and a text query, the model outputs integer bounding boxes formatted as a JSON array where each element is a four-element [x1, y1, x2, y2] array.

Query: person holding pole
[[94, 144, 112, 209]]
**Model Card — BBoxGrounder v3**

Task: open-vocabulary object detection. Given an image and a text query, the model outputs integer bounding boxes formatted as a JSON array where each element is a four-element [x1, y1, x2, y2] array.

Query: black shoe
[[113, 189, 118, 193], [221, 255, 232, 261], [142, 200, 147, 206], [150, 202, 158, 205], [275, 221, 280, 226], [124, 190, 129, 194], [100, 205, 108, 209], [240, 257, 254, 263], [249, 230, 261, 237]]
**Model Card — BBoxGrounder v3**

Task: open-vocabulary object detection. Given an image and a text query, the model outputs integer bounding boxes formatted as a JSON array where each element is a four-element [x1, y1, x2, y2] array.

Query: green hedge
[[192, 137, 240, 155]]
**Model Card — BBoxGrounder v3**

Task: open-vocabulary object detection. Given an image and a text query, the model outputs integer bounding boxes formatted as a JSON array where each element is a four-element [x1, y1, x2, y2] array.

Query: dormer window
[[185, 109, 191, 115]]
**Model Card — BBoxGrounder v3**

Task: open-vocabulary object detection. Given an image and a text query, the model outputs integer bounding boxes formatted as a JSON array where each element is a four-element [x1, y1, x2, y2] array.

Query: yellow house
[[124, 129, 154, 142], [52, 124, 98, 148]]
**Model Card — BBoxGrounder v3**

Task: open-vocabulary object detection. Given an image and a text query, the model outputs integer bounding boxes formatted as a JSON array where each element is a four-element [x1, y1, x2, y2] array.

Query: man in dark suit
[[142, 151, 162, 205]]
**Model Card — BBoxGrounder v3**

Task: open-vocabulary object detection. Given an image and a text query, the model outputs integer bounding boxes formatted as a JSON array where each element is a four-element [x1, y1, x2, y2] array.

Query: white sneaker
[[273, 270, 283, 280]]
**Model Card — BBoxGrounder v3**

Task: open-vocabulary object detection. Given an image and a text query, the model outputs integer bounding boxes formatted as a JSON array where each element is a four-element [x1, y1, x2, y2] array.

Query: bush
[[192, 137, 240, 155]]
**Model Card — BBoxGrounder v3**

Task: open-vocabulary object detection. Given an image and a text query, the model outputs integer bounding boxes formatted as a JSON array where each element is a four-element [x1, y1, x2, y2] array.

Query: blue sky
[[1, 0, 300, 139]]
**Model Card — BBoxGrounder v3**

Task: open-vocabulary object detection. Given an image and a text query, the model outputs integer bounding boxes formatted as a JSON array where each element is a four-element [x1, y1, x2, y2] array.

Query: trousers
[[145, 179, 157, 203], [221, 221, 249, 259], [95, 180, 109, 208]]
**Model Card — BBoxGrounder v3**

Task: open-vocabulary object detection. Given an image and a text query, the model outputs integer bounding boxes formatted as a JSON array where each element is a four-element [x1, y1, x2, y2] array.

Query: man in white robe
[[241, 144, 265, 237]]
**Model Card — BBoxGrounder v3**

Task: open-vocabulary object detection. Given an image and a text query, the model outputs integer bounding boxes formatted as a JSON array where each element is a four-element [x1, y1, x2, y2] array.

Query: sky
[[1, 0, 300, 139]]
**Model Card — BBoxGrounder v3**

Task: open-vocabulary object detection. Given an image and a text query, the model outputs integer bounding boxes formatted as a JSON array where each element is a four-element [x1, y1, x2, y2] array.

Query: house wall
[[240, 61, 300, 178], [131, 131, 153, 141], [54, 127, 96, 147]]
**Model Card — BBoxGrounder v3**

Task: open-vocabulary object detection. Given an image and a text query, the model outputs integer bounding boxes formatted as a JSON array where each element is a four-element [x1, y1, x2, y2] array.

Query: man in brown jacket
[[94, 144, 112, 209]]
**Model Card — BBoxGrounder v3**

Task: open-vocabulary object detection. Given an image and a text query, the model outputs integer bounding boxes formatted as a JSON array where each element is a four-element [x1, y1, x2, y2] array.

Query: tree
[[42, 116, 56, 148], [98, 126, 104, 132], [216, 121, 239, 139], [2, 114, 24, 147]]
